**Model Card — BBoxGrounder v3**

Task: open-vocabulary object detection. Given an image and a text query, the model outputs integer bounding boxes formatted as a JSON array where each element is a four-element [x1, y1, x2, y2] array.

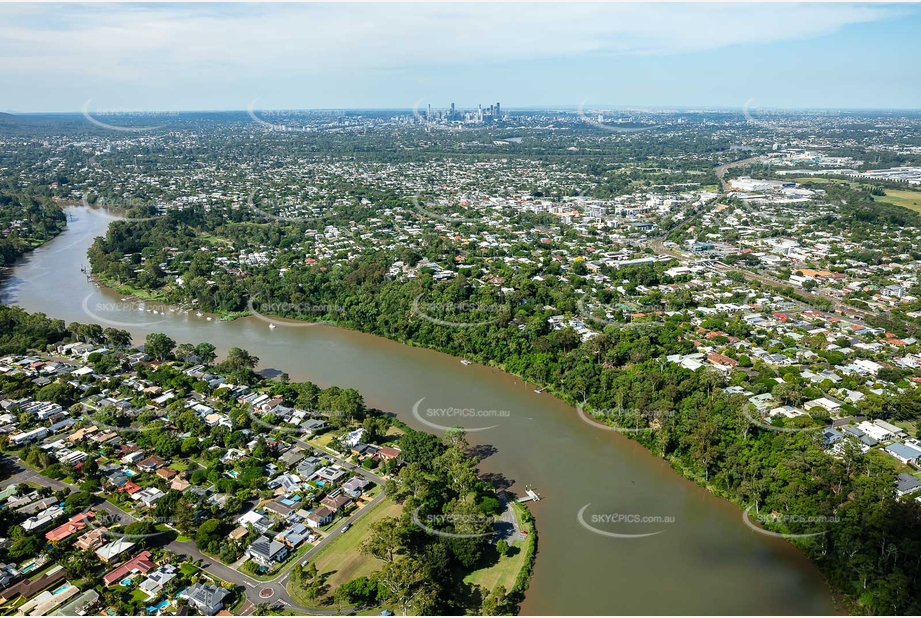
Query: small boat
[[534, 388, 545, 394], [206, 317, 212, 321], [269, 324, 277, 329], [460, 359, 472, 366], [121, 298, 127, 301], [196, 312, 203, 317]]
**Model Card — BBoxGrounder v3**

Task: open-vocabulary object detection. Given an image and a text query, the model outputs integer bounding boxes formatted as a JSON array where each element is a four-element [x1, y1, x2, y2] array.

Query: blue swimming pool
[[120, 578, 134, 586], [146, 600, 169, 613], [51, 584, 70, 595]]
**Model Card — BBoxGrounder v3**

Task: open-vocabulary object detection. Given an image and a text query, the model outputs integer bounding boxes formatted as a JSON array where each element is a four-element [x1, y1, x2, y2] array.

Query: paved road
[[713, 155, 762, 192], [1, 454, 387, 615]]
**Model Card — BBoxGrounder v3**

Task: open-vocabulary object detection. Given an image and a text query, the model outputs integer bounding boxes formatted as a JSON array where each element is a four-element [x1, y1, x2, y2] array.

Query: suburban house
[[873, 419, 906, 439], [320, 493, 353, 513], [857, 421, 893, 442], [246, 535, 289, 568], [301, 419, 327, 436], [275, 522, 310, 548], [179, 583, 230, 615], [314, 466, 347, 484], [137, 455, 166, 472], [95, 539, 136, 563], [155, 467, 178, 481], [45, 512, 94, 543], [342, 477, 370, 498], [138, 564, 178, 597], [75, 528, 108, 551], [886, 442, 921, 464], [237, 510, 273, 534], [305, 506, 333, 529], [263, 499, 295, 519], [102, 550, 155, 586], [132, 487, 165, 507], [22, 505, 64, 532], [279, 448, 305, 468], [895, 473, 921, 498]]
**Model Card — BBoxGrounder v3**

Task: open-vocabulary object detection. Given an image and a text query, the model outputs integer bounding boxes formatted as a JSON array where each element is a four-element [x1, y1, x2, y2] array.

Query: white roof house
[[858, 421, 892, 442]]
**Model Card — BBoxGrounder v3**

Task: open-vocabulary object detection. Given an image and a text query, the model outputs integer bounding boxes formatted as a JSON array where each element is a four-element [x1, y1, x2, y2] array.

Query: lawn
[[384, 425, 405, 438], [180, 563, 200, 577], [129, 588, 150, 603], [288, 497, 402, 608], [874, 189, 921, 213], [463, 505, 531, 595], [308, 432, 338, 452]]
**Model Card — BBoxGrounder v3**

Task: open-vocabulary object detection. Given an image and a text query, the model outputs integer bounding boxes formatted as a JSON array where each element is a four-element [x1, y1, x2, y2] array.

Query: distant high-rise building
[[496, 102, 500, 118]]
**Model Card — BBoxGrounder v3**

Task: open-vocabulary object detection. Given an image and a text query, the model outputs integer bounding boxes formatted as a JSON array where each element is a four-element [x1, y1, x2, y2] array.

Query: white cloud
[[0, 3, 895, 70], [0, 3, 902, 110]]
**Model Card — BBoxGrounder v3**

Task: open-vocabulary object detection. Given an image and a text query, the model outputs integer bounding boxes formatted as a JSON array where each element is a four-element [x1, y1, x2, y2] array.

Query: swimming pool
[[120, 578, 134, 586], [20, 562, 38, 574], [51, 584, 70, 595], [146, 600, 169, 613]]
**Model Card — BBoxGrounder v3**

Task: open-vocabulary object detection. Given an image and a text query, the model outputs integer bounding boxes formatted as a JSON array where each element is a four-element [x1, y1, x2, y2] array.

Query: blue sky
[[1, 2, 920, 113]]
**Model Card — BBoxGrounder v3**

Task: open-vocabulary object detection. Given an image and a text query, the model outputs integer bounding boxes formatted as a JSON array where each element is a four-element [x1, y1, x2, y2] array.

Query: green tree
[[145, 333, 176, 361]]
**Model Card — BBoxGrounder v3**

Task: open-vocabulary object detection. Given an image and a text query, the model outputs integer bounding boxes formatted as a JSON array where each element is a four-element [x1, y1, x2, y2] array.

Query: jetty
[[517, 488, 542, 503]]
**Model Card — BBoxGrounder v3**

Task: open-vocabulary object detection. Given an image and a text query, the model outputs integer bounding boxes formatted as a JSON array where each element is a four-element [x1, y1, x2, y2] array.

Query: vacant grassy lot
[[288, 497, 402, 608], [463, 504, 531, 595], [874, 188, 921, 213]]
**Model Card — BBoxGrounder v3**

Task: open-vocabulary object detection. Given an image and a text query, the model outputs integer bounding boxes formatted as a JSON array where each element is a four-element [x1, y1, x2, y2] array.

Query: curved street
[[1, 447, 389, 616]]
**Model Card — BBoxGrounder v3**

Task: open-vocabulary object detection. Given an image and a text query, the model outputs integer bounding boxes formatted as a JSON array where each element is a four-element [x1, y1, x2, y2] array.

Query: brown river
[[0, 207, 837, 615]]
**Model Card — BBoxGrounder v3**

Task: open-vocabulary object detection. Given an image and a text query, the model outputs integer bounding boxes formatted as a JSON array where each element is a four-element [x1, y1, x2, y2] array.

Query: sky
[[1, 2, 920, 113]]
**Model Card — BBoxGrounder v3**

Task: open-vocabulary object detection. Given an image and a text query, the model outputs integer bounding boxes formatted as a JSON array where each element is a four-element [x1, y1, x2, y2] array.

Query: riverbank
[[103, 283, 851, 611], [0, 206, 840, 616]]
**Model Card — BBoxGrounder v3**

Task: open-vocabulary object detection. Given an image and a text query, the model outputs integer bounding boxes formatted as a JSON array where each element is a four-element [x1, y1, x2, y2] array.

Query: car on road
[[341, 524, 351, 533]]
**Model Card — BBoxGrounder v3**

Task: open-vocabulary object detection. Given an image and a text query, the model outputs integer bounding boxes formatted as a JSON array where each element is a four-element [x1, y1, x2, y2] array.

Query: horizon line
[[7, 105, 921, 116]]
